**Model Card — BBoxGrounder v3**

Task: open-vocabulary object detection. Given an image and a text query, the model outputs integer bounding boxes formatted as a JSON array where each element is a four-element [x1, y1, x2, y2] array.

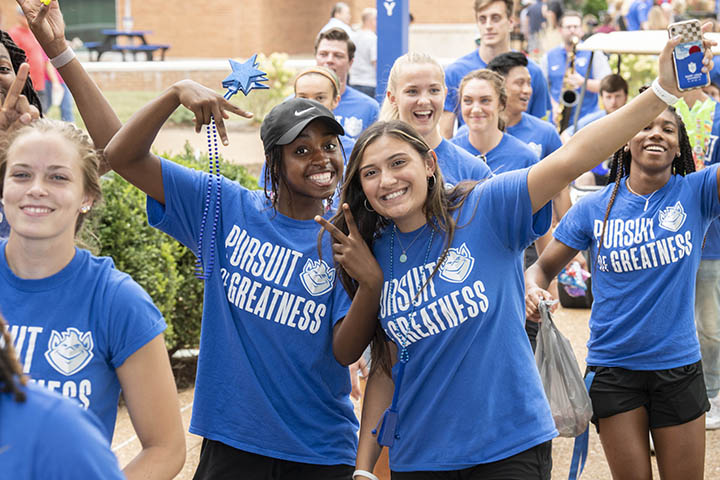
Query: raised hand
[[0, 63, 40, 130], [315, 203, 383, 288], [16, 0, 67, 56], [658, 21, 717, 98], [170, 80, 253, 145]]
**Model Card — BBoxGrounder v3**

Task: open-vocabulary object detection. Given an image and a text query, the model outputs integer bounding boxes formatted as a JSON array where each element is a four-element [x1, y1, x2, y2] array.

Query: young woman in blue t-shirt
[[379, 52, 492, 185], [314, 32, 714, 479], [450, 69, 539, 174], [1, 2, 186, 478], [104, 83, 366, 478], [524, 95, 718, 478], [0, 313, 126, 480]]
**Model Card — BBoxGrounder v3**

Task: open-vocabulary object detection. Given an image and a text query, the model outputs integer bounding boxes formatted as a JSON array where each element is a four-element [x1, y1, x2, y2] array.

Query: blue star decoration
[[222, 54, 269, 99]]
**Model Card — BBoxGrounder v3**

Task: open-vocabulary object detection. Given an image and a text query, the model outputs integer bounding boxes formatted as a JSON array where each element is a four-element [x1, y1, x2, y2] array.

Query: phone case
[[669, 20, 709, 91]]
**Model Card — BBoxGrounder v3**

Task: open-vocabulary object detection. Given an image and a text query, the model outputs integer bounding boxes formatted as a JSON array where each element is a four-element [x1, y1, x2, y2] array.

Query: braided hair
[[0, 30, 43, 116], [0, 314, 27, 403], [596, 100, 695, 261]]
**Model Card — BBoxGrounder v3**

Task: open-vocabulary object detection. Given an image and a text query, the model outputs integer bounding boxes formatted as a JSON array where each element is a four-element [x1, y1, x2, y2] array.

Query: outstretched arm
[[17, 0, 120, 171], [527, 27, 715, 213], [316, 204, 384, 365], [104, 80, 251, 204]]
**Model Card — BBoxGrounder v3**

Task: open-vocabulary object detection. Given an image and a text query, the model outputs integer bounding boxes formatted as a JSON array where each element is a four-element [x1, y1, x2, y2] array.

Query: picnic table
[[85, 29, 170, 61]]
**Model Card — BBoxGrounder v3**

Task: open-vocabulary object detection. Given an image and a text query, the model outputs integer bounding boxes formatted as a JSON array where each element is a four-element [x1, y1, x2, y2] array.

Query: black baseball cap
[[260, 98, 344, 153]]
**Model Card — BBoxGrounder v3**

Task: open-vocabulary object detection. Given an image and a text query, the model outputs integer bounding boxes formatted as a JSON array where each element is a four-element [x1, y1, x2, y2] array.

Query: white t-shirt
[[350, 29, 377, 87]]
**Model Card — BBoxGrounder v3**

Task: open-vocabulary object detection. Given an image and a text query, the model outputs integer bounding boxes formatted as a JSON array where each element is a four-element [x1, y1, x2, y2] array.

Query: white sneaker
[[706, 394, 720, 430]]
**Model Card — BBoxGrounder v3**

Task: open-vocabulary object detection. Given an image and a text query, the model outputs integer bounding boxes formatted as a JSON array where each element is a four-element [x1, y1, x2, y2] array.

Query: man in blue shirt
[[563, 73, 628, 139], [315, 28, 379, 140], [625, 0, 653, 31], [440, 0, 552, 138], [541, 10, 611, 128]]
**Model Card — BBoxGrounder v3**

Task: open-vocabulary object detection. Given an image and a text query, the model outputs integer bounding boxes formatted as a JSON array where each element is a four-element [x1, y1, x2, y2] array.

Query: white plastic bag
[[535, 301, 592, 437]]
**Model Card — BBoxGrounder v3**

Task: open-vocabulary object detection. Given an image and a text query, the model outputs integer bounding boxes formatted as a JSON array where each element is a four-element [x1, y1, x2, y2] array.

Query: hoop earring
[[427, 174, 436, 190], [364, 198, 375, 212]]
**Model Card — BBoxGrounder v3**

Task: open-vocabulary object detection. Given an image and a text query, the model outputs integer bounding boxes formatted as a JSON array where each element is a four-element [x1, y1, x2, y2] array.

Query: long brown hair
[[0, 314, 27, 403], [327, 120, 479, 375]]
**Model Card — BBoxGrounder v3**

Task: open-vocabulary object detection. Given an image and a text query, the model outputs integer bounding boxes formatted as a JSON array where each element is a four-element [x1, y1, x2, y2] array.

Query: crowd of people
[[2, 0, 720, 479]]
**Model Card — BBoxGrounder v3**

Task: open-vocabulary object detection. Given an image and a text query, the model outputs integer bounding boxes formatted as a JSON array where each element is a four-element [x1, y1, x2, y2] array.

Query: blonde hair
[[458, 69, 507, 130], [379, 52, 446, 122], [0, 119, 102, 235], [293, 65, 341, 99]]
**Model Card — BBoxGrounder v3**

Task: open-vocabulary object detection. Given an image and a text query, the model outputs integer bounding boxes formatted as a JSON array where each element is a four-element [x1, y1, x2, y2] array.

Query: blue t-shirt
[[506, 112, 563, 160], [0, 241, 166, 439], [373, 169, 557, 472], [0, 204, 9, 238], [451, 132, 538, 174], [334, 85, 379, 139], [694, 101, 720, 260], [625, 0, 652, 31], [147, 158, 358, 465], [444, 50, 552, 126], [374, 168, 556, 471], [0, 383, 125, 480], [544, 47, 602, 121], [554, 166, 720, 369], [433, 137, 492, 186]]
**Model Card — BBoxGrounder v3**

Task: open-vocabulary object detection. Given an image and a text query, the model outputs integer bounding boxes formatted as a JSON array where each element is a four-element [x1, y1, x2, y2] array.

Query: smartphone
[[668, 19, 710, 91]]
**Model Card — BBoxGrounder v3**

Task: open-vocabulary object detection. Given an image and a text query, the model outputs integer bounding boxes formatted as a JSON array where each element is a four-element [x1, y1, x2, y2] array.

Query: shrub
[[80, 142, 258, 354]]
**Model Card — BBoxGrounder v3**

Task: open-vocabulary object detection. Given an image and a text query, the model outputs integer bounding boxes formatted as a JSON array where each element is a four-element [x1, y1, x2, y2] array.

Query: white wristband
[[651, 78, 680, 106], [50, 47, 76, 69], [353, 470, 380, 480]]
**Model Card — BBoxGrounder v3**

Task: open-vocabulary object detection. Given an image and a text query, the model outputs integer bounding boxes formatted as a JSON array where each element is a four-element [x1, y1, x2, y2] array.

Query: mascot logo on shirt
[[658, 201, 687, 232], [439, 243, 475, 283], [300, 258, 336, 296], [343, 116, 363, 138], [528, 142, 542, 159], [44, 328, 94, 376]]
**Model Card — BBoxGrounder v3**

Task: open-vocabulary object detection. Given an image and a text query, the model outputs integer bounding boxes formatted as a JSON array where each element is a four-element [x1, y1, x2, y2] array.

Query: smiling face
[[278, 119, 343, 205], [476, 1, 512, 48], [503, 65, 531, 116], [358, 134, 435, 232], [295, 73, 340, 111], [2, 131, 91, 244], [388, 63, 446, 138], [628, 109, 680, 174], [460, 78, 502, 133], [315, 39, 352, 85]]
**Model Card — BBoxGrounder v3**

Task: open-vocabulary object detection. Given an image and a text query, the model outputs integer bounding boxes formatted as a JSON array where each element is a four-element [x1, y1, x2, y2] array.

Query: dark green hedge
[[80, 143, 259, 354]]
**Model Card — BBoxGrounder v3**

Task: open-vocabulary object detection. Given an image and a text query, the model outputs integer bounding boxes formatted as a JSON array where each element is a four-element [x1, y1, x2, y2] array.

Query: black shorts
[[586, 360, 710, 432], [390, 441, 552, 480], [193, 438, 353, 480]]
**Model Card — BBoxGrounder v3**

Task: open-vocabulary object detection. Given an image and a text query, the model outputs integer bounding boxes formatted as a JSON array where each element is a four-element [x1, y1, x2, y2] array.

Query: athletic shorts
[[585, 360, 710, 432], [390, 441, 552, 480], [192, 438, 353, 480]]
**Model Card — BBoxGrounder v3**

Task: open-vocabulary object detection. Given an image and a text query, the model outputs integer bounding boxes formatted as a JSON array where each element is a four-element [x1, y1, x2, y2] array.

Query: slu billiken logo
[[658, 201, 687, 232], [44, 328, 94, 376], [439, 243, 475, 283], [300, 258, 336, 296]]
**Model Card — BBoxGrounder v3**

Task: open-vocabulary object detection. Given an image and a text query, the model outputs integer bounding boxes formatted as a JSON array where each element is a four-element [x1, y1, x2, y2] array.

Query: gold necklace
[[625, 178, 657, 212]]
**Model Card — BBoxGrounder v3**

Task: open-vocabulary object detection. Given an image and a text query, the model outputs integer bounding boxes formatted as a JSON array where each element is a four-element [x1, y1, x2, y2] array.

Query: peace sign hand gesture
[[0, 63, 40, 130], [16, 0, 67, 57], [315, 203, 384, 288]]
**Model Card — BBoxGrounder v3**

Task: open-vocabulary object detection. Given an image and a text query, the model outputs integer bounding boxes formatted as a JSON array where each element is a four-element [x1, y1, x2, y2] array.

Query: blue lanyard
[[373, 224, 435, 447]]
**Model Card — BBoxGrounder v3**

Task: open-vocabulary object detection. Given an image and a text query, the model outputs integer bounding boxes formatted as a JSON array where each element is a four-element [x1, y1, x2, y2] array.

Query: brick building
[[0, 0, 482, 58]]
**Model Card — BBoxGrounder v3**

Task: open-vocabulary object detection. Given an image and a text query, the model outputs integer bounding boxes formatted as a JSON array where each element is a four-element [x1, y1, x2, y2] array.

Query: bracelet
[[353, 470, 380, 480], [651, 78, 680, 106], [50, 47, 76, 69]]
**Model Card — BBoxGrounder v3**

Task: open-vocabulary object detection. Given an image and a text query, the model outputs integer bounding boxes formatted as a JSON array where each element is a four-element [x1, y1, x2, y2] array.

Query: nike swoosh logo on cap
[[295, 107, 316, 116]]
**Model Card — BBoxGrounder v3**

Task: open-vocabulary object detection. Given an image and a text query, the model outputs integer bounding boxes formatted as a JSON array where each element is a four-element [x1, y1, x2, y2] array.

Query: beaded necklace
[[373, 223, 435, 447], [194, 56, 268, 279]]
